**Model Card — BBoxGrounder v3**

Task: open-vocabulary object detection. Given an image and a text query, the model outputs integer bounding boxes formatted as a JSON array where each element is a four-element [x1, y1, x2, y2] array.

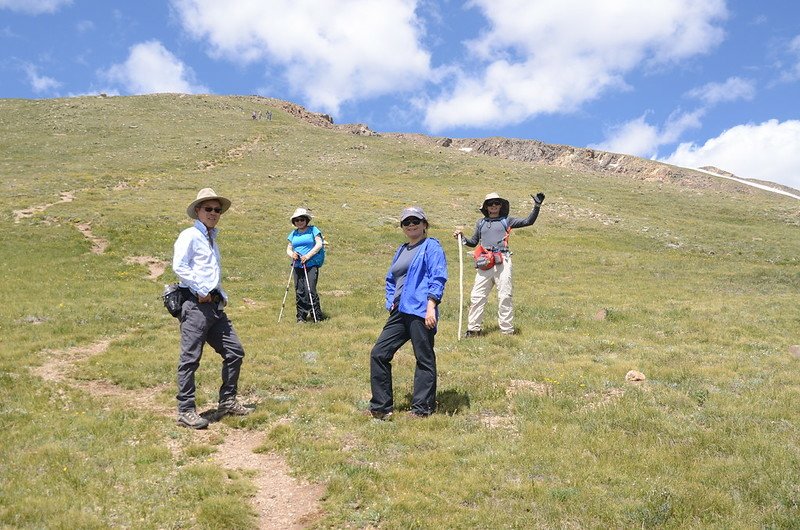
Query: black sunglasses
[[401, 217, 422, 227], [292, 217, 308, 224], [486, 200, 502, 207], [202, 207, 223, 213]]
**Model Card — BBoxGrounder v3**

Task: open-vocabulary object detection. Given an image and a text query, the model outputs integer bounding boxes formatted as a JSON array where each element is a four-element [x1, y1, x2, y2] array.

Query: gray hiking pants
[[176, 298, 245, 412]]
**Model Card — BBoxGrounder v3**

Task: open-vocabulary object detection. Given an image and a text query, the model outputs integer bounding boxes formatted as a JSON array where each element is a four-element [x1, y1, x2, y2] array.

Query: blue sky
[[2, 0, 799, 188]]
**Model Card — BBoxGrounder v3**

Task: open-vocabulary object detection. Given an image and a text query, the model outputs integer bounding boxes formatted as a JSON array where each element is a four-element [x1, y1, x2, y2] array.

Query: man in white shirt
[[172, 188, 250, 429]]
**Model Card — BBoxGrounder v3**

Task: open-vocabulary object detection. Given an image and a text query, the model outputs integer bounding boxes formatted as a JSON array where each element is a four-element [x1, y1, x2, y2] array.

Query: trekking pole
[[277, 261, 294, 323], [458, 233, 464, 340], [303, 263, 318, 322]]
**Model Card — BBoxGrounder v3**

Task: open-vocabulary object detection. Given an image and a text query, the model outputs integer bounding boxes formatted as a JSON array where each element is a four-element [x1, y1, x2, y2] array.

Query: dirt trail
[[13, 191, 75, 223], [125, 255, 168, 280], [76, 222, 109, 254], [31, 336, 325, 528]]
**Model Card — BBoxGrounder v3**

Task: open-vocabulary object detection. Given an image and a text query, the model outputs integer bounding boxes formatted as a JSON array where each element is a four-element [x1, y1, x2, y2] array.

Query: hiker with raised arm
[[286, 208, 325, 322], [454, 192, 544, 337], [172, 188, 251, 429]]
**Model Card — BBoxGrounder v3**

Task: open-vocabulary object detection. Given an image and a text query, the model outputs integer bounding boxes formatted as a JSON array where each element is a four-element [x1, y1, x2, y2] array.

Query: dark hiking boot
[[177, 409, 209, 429], [407, 410, 431, 419], [364, 409, 393, 421], [464, 330, 482, 338], [218, 397, 251, 416]]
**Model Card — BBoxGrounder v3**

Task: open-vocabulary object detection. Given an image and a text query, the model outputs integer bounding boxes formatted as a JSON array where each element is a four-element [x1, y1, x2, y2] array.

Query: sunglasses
[[486, 200, 502, 207], [202, 207, 223, 213], [401, 217, 423, 227], [292, 217, 308, 224]]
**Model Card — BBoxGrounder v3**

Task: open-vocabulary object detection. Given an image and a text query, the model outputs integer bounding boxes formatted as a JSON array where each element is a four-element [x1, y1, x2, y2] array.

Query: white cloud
[[0, 0, 71, 14], [23, 64, 61, 94], [424, 0, 727, 131], [779, 34, 800, 82], [686, 77, 756, 105], [590, 109, 704, 158], [101, 40, 207, 95], [76, 20, 94, 33], [170, 0, 431, 114], [661, 119, 800, 189]]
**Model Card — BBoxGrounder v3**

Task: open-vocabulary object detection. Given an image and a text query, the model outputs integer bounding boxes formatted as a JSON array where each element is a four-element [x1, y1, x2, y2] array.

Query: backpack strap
[[478, 217, 512, 250]]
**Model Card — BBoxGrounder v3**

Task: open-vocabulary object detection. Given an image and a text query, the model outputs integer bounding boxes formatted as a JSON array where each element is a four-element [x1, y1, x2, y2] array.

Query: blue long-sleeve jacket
[[385, 237, 448, 318]]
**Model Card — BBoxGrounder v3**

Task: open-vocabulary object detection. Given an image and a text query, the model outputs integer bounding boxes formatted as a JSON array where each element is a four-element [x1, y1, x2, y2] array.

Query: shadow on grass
[[437, 388, 471, 415], [200, 403, 257, 424], [397, 388, 470, 416]]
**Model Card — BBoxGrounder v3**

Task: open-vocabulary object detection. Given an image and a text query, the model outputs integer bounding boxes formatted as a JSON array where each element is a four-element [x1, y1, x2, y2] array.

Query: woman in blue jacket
[[368, 206, 448, 420]]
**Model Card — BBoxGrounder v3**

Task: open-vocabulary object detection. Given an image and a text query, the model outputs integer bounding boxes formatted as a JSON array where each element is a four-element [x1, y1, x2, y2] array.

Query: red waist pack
[[473, 245, 504, 270]]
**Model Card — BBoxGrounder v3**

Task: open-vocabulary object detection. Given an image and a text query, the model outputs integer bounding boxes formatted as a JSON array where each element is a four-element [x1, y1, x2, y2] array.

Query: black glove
[[533, 192, 545, 205]]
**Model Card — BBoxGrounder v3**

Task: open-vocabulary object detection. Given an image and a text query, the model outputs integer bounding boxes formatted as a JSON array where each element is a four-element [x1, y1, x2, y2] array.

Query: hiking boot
[[407, 410, 430, 419], [218, 397, 251, 416], [464, 330, 482, 338], [364, 409, 393, 421], [177, 409, 209, 430], [500, 328, 516, 335]]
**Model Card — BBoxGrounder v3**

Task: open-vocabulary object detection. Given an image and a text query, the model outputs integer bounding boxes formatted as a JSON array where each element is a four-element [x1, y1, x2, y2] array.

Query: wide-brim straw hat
[[187, 188, 231, 219], [290, 207, 313, 222], [480, 192, 510, 217]]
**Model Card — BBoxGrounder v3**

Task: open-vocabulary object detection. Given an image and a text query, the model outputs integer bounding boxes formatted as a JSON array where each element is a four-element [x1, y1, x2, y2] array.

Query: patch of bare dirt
[[32, 337, 117, 384], [76, 222, 109, 254], [31, 335, 325, 528], [125, 255, 168, 280], [212, 429, 325, 529], [13, 190, 76, 223]]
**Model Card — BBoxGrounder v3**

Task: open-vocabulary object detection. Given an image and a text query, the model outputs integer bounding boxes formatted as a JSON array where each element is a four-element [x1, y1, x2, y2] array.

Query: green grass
[[1, 94, 799, 528]]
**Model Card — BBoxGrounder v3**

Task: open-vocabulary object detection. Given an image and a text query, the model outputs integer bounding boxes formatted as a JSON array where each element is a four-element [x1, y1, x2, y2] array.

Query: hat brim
[[187, 196, 232, 219]]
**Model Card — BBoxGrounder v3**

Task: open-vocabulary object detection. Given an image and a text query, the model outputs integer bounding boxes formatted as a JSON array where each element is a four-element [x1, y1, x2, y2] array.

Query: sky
[[2, 0, 799, 189]]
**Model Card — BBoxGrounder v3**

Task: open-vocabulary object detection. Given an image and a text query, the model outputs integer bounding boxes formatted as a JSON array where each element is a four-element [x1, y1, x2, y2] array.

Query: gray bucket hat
[[187, 188, 231, 219], [480, 192, 509, 217], [400, 206, 427, 223]]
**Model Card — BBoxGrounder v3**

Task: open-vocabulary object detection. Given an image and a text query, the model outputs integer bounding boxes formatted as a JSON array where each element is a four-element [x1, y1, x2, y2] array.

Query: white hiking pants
[[467, 254, 514, 333]]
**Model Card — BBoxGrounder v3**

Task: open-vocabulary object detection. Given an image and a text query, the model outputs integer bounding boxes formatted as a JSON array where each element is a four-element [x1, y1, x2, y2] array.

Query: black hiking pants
[[294, 265, 322, 322], [370, 309, 437, 416]]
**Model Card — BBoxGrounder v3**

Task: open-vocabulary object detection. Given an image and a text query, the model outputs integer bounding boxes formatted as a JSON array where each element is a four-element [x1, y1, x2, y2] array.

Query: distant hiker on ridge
[[454, 192, 545, 337], [172, 188, 251, 429]]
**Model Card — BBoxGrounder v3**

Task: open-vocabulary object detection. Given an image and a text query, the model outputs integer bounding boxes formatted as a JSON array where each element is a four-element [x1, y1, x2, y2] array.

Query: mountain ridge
[[267, 96, 772, 195]]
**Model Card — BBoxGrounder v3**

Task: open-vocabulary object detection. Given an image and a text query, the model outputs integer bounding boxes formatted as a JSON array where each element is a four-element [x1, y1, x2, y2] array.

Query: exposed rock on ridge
[[261, 96, 754, 192]]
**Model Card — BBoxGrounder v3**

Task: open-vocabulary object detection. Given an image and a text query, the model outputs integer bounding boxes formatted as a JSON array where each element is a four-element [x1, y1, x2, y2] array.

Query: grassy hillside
[[1, 94, 798, 528]]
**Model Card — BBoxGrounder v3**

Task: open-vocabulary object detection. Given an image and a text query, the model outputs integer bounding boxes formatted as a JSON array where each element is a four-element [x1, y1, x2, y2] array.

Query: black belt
[[198, 290, 222, 303]]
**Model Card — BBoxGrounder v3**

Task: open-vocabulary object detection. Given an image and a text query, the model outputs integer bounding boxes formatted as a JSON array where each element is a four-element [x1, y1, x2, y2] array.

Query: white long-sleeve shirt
[[172, 220, 227, 300]]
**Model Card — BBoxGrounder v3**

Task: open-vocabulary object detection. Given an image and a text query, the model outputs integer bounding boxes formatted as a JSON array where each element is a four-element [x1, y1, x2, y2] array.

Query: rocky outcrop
[[269, 97, 755, 192]]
